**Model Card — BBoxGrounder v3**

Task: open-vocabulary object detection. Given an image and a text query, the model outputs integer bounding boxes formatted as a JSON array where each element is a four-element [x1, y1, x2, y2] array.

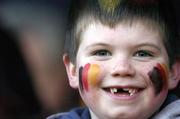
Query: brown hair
[[65, 0, 179, 67]]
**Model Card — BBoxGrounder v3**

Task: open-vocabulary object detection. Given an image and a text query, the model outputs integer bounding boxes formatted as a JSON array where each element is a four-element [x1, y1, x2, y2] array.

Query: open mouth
[[103, 87, 143, 96]]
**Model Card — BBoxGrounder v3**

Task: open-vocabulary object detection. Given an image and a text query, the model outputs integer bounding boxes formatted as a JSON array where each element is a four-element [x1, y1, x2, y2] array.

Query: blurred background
[[0, 0, 79, 119], [0, 0, 179, 119]]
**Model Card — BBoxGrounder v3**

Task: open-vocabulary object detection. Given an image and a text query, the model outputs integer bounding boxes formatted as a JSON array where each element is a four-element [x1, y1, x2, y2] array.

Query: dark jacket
[[47, 107, 90, 119]]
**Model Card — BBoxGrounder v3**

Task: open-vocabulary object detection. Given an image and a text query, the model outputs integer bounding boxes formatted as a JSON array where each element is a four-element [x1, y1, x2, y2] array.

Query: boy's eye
[[93, 49, 111, 56], [134, 50, 153, 57]]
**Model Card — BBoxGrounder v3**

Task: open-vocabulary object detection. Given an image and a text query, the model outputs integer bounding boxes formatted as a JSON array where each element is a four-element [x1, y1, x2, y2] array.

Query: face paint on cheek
[[148, 63, 168, 95], [88, 64, 101, 86], [82, 63, 91, 92], [79, 66, 83, 91], [79, 63, 101, 92]]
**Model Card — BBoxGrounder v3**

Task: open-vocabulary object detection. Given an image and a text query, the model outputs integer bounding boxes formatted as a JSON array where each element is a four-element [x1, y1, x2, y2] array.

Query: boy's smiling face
[[69, 21, 172, 119]]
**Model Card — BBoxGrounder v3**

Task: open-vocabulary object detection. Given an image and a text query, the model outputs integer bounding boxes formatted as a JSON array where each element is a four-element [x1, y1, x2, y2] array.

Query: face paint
[[79, 66, 84, 91], [88, 64, 101, 86], [79, 63, 101, 92], [148, 63, 168, 95], [79, 64, 89, 92], [82, 63, 91, 91]]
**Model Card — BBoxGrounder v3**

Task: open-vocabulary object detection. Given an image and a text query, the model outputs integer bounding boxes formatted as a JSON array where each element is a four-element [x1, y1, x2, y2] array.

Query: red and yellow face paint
[[79, 63, 101, 92], [148, 63, 169, 95]]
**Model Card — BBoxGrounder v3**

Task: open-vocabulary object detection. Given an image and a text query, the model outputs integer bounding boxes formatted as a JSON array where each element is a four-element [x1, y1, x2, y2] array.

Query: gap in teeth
[[109, 88, 138, 96]]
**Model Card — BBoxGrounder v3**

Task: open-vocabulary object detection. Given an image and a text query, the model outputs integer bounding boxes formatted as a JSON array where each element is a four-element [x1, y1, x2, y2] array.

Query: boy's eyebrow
[[134, 43, 161, 51], [85, 43, 110, 50], [85, 42, 161, 50]]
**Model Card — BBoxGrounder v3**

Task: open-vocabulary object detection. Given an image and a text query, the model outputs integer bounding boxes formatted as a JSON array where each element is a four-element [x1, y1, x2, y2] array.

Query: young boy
[[48, 0, 180, 119]]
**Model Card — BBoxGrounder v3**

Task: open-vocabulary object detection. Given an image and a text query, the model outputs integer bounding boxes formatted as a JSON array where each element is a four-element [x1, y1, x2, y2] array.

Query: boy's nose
[[111, 59, 135, 77]]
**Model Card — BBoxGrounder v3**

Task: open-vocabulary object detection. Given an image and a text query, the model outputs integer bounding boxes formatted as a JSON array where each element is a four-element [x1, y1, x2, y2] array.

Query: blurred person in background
[[0, 22, 41, 119], [0, 0, 79, 118]]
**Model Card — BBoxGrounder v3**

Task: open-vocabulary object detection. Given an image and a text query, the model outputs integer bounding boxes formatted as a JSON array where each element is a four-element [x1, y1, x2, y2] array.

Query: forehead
[[77, 16, 164, 41], [80, 19, 163, 44]]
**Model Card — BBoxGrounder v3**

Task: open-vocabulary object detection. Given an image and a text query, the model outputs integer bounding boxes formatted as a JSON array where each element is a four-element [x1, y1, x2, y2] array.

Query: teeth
[[110, 88, 118, 94], [122, 88, 130, 91], [128, 89, 138, 96], [120, 88, 138, 96], [110, 88, 138, 96]]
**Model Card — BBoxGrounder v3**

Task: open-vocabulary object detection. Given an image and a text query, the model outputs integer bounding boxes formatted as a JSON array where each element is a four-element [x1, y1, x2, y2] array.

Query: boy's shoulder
[[47, 107, 91, 119], [152, 94, 180, 119]]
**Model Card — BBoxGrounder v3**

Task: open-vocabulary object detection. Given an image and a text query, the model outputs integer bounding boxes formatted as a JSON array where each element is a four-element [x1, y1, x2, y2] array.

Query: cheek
[[79, 63, 101, 92], [148, 63, 169, 95]]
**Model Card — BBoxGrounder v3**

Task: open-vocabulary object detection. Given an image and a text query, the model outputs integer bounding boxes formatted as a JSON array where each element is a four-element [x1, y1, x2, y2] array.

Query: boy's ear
[[63, 54, 79, 89], [168, 58, 180, 90]]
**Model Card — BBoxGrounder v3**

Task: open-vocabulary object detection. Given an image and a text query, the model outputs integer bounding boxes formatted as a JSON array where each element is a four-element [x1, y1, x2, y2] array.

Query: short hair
[[65, 0, 180, 66]]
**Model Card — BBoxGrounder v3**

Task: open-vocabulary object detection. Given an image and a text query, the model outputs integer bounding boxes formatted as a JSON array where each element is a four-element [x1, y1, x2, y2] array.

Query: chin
[[95, 107, 153, 119]]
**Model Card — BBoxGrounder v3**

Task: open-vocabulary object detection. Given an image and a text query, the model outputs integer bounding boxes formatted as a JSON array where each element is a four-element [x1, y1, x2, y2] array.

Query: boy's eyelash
[[91, 49, 111, 56], [134, 50, 154, 57]]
